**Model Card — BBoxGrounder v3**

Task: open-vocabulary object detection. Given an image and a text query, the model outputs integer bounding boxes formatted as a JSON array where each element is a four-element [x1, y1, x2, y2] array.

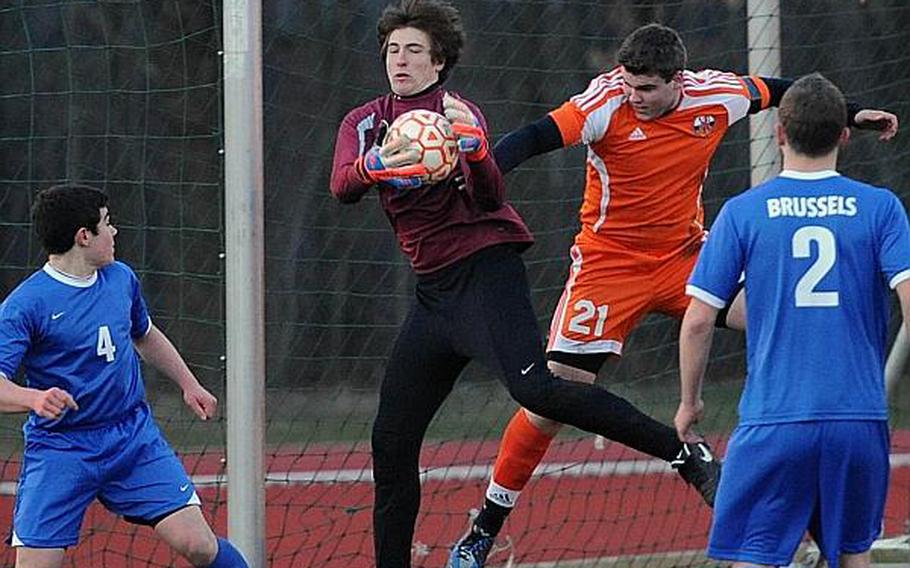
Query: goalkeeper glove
[[451, 122, 488, 161], [443, 93, 488, 162], [355, 136, 429, 190]]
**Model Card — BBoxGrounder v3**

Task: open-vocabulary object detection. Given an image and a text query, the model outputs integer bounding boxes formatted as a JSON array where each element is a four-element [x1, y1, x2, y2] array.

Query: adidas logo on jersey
[[627, 127, 647, 141]]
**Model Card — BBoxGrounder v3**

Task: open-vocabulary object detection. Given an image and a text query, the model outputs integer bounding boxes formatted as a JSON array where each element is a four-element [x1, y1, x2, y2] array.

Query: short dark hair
[[779, 73, 847, 157], [377, 0, 465, 84], [32, 184, 109, 255], [617, 23, 687, 82]]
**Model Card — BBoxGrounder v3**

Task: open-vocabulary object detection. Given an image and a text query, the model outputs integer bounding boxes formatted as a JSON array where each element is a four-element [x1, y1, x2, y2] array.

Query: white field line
[[3, 453, 909, 495], [0, 457, 667, 494]]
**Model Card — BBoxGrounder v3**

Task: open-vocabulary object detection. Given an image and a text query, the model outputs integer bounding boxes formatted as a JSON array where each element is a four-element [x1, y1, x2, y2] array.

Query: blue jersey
[[0, 261, 151, 431], [688, 170, 910, 425]]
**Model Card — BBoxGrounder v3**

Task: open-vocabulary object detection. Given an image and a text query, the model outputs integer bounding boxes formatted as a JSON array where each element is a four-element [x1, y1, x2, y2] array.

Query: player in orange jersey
[[447, 23, 898, 568]]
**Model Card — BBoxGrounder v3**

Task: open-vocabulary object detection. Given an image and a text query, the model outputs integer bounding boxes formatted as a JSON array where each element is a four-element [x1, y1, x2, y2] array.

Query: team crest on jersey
[[693, 114, 716, 137]]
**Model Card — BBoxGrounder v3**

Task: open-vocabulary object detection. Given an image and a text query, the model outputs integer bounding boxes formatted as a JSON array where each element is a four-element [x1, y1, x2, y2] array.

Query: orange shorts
[[546, 234, 701, 356]]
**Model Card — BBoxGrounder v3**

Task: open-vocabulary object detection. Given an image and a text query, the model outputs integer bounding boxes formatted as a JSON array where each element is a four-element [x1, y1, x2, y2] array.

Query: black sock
[[473, 499, 511, 536]]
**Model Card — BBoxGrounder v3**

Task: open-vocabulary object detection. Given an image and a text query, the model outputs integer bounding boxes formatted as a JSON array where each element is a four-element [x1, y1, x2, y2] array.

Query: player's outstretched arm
[[0, 372, 77, 418], [133, 325, 217, 420], [493, 115, 564, 175], [754, 76, 898, 140], [676, 298, 718, 443]]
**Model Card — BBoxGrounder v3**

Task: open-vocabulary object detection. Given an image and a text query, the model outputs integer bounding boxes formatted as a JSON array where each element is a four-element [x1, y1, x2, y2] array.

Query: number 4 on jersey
[[97, 325, 117, 362]]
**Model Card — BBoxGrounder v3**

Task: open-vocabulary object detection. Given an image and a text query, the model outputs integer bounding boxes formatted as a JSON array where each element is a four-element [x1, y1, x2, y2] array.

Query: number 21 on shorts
[[569, 299, 609, 337]]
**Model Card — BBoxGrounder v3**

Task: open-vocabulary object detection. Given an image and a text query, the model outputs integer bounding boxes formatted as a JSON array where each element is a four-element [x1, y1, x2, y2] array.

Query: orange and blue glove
[[355, 134, 429, 190], [443, 93, 488, 162]]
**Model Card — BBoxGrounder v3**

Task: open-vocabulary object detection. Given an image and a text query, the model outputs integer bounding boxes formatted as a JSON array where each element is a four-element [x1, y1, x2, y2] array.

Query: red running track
[[1, 432, 908, 567]]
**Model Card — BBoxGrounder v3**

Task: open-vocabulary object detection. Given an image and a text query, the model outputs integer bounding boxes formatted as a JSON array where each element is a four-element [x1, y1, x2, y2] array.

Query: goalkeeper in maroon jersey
[[330, 2, 729, 567]]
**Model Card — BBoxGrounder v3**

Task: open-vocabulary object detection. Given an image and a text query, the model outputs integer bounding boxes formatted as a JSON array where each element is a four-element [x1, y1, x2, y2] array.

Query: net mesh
[[0, 1, 225, 566], [0, 1, 908, 566]]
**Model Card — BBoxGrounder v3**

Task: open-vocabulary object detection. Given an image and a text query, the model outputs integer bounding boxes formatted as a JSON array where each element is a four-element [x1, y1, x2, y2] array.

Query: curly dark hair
[[779, 73, 847, 157], [377, 0, 465, 84], [32, 183, 108, 255], [617, 23, 687, 82]]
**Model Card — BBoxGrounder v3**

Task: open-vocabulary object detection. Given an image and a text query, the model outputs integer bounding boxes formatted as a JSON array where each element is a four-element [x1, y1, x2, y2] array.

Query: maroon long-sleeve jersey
[[330, 86, 533, 274]]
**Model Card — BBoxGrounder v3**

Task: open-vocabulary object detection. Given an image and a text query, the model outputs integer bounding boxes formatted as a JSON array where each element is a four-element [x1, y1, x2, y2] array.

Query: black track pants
[[372, 245, 681, 567]]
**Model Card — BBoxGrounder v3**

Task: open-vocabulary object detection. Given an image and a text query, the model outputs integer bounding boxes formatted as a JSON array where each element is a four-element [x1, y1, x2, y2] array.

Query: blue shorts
[[709, 420, 889, 567], [11, 404, 200, 548]]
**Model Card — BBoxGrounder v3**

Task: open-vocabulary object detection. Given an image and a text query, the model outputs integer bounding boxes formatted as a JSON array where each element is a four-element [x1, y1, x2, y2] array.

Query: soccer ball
[[388, 109, 459, 183]]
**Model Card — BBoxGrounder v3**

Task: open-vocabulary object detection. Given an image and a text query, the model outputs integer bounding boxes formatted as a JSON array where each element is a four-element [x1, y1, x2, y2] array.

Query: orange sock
[[486, 409, 557, 506]]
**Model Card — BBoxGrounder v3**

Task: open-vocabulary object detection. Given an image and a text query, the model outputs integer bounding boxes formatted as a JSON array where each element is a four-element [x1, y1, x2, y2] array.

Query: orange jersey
[[550, 67, 770, 250]]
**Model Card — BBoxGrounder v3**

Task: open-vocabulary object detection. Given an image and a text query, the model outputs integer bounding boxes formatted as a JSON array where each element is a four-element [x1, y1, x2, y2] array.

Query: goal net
[[0, 1, 908, 566]]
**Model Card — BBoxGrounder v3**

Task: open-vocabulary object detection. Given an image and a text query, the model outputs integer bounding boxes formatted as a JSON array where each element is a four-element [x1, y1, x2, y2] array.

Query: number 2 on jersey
[[792, 225, 839, 307], [97, 325, 117, 362]]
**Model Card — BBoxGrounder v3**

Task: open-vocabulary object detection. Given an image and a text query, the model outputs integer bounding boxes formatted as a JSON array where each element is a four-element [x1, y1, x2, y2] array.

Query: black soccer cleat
[[670, 441, 721, 507], [447, 526, 496, 568]]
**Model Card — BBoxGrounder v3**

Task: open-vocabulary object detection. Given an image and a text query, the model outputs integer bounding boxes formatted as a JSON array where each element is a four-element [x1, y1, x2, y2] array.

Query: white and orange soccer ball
[[388, 109, 459, 183]]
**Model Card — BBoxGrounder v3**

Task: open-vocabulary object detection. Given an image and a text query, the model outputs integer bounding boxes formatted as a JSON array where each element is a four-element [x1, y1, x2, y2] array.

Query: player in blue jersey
[[675, 74, 910, 568], [0, 184, 249, 568]]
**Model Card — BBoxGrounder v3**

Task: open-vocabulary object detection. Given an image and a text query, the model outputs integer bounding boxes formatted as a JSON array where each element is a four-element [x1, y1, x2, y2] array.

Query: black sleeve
[[755, 76, 792, 112], [754, 76, 861, 126], [737, 75, 794, 115], [492, 115, 564, 175]]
